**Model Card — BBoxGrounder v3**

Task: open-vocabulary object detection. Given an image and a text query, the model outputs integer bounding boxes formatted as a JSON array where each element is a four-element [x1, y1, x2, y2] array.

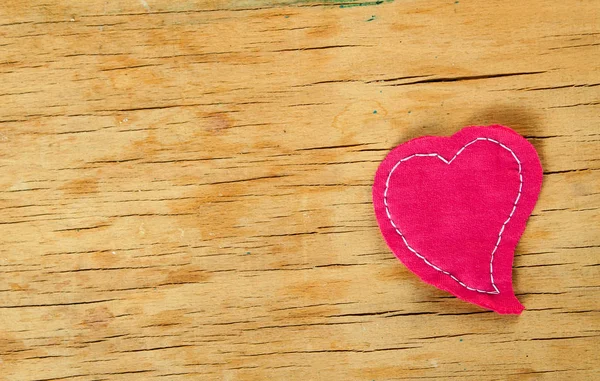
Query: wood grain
[[0, 0, 598, 380]]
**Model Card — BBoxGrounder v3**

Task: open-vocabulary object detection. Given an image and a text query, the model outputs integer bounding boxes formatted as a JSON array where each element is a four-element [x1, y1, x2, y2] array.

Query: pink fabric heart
[[372, 125, 542, 314]]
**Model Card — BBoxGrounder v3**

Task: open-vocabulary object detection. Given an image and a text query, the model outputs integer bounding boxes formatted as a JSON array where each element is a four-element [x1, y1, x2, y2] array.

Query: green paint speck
[[408, 110, 411, 114], [460, 338, 463, 342], [455, 0, 459, 3], [339, 0, 393, 8], [373, 110, 377, 114], [366, 15, 376, 22], [284, 15, 289, 18], [246, 251, 251, 255]]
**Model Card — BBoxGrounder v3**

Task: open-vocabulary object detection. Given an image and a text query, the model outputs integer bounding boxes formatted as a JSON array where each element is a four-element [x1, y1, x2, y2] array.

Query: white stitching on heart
[[383, 137, 523, 295]]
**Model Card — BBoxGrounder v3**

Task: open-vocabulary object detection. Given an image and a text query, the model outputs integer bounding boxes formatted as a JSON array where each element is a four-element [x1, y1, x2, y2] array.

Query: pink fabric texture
[[372, 125, 542, 314]]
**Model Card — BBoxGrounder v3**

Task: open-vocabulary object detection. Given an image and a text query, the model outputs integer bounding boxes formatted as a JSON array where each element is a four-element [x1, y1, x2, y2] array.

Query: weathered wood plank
[[0, 0, 598, 380]]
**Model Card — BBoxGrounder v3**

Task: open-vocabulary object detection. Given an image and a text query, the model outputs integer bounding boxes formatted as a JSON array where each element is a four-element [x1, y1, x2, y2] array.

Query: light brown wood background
[[0, 0, 598, 380]]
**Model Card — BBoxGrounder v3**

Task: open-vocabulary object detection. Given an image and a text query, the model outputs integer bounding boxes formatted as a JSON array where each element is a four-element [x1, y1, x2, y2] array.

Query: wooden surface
[[0, 1, 599, 380]]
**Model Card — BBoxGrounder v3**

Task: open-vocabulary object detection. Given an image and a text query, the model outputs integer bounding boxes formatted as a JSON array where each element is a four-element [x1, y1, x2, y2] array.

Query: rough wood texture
[[0, 1, 598, 380]]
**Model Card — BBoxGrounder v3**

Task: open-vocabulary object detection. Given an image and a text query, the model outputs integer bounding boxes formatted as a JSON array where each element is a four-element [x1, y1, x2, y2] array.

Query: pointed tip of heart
[[487, 293, 525, 315], [440, 283, 525, 315], [497, 303, 525, 315]]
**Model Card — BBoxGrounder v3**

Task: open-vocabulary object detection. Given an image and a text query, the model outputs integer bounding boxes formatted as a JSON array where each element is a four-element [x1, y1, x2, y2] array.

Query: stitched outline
[[383, 137, 523, 295]]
